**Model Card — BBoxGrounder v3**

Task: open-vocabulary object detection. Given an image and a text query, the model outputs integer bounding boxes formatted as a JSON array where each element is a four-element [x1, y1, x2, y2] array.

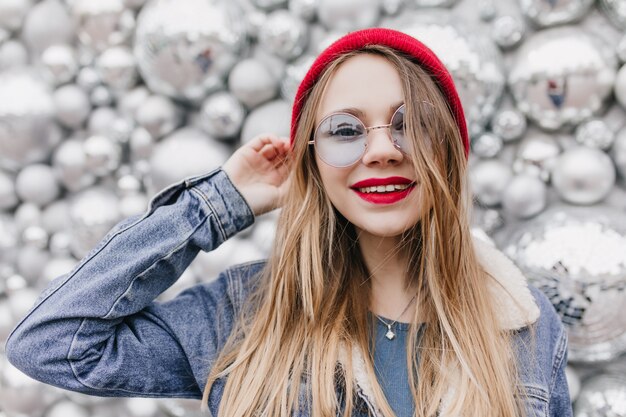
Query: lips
[[350, 176, 416, 205], [352, 185, 416, 204], [350, 176, 414, 188]]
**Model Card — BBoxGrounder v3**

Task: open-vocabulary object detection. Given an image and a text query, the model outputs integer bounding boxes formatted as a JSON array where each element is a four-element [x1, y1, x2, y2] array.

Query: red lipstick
[[350, 176, 413, 188], [350, 176, 416, 205]]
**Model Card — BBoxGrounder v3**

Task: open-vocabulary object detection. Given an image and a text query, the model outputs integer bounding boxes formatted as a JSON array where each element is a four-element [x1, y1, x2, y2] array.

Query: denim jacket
[[4, 168, 573, 417]]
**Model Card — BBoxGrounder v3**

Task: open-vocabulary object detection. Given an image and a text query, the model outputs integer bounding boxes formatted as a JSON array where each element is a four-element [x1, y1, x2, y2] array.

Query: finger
[[272, 154, 292, 177], [249, 133, 279, 152], [277, 137, 291, 154], [277, 137, 292, 155], [260, 143, 280, 160], [261, 138, 291, 161], [267, 135, 290, 151]]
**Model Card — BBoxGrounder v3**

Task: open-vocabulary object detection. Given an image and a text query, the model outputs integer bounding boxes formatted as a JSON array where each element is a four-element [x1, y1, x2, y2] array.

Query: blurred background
[[1, 0, 626, 415]]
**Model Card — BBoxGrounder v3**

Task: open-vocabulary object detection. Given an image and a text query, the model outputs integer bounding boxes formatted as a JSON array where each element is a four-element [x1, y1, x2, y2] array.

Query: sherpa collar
[[337, 235, 540, 417]]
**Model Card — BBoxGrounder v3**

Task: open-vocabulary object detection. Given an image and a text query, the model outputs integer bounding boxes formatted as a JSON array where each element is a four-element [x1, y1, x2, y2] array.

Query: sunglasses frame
[[308, 104, 408, 167]]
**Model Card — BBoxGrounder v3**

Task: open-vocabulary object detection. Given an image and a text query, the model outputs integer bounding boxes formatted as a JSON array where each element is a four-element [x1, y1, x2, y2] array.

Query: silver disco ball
[[0, 354, 59, 416], [551, 147, 616, 205], [0, 213, 18, 268], [412, 0, 459, 6], [0, 171, 18, 210], [471, 132, 503, 158], [46, 401, 91, 417], [612, 127, 626, 180], [134, 0, 247, 102], [288, 0, 317, 21], [281, 54, 315, 102], [40, 44, 79, 86], [197, 91, 245, 140], [574, 372, 626, 416], [490, 108, 527, 142], [258, 9, 309, 60], [0, 39, 28, 70], [512, 133, 561, 182], [228, 58, 278, 108], [615, 63, 626, 110], [509, 26, 617, 131], [598, 0, 626, 29], [21, 0, 75, 54], [574, 118, 615, 150], [158, 398, 206, 417], [383, 10, 505, 138], [317, 0, 381, 31], [469, 159, 512, 207], [68, 186, 121, 259], [501, 174, 547, 219], [0, 69, 60, 171], [501, 206, 626, 363], [490, 15, 525, 50], [518, 0, 595, 27], [147, 127, 231, 196], [95, 46, 138, 92], [71, 0, 134, 52], [0, 0, 32, 32]]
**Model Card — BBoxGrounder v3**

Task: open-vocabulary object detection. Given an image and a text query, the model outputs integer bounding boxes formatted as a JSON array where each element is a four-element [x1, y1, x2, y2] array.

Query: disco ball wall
[[1, 0, 626, 416]]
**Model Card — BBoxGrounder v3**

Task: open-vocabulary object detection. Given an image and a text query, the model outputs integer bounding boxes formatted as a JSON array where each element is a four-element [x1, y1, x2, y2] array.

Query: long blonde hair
[[201, 45, 532, 417]]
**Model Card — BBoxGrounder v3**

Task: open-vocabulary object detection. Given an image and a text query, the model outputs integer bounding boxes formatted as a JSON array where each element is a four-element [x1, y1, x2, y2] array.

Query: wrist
[[221, 167, 258, 217]]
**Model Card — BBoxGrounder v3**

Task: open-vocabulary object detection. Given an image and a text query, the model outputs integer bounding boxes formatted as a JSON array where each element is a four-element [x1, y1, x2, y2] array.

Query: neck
[[358, 232, 417, 324]]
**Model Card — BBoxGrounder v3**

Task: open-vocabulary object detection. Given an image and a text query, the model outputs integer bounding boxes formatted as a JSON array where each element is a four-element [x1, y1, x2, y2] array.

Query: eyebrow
[[326, 101, 404, 119]]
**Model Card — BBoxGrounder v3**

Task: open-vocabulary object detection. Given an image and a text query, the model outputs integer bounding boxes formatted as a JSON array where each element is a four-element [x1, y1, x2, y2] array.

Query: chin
[[353, 220, 418, 239]]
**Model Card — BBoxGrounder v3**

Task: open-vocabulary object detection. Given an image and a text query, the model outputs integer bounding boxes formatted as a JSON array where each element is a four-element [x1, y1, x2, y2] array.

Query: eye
[[320, 115, 364, 141], [326, 120, 364, 141], [331, 127, 361, 137], [391, 105, 406, 133], [392, 119, 404, 132]]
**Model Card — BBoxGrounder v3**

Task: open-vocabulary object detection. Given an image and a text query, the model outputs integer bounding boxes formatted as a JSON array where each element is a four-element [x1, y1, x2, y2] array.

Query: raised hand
[[222, 133, 292, 216]]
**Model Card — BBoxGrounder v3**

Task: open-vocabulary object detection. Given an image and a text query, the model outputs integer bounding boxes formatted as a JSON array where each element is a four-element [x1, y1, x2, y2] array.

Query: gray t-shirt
[[368, 312, 424, 417]]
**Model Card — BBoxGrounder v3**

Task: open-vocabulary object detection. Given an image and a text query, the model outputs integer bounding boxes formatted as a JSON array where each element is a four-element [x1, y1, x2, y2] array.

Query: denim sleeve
[[549, 329, 573, 417], [4, 168, 255, 399]]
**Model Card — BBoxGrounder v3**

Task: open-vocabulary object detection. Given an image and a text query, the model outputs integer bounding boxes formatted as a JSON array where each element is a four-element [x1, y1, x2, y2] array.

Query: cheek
[[320, 173, 347, 209], [408, 185, 428, 212], [316, 160, 350, 202]]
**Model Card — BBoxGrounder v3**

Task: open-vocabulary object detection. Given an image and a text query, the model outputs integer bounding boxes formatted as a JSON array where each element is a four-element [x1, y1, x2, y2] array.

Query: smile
[[356, 184, 412, 193], [352, 183, 416, 204]]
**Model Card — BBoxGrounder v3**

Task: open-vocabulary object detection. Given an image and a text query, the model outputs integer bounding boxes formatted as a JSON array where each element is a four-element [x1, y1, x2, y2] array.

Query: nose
[[360, 126, 404, 167]]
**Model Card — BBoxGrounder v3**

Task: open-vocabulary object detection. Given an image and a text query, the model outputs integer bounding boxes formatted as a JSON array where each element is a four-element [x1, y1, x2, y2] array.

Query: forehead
[[316, 54, 404, 122]]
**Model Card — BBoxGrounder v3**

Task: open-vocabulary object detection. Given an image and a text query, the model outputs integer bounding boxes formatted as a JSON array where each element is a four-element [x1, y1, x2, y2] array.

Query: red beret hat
[[289, 27, 469, 159]]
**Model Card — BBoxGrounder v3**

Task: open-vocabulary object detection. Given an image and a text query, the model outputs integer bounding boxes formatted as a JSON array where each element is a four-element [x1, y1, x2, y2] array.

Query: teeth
[[357, 184, 412, 193]]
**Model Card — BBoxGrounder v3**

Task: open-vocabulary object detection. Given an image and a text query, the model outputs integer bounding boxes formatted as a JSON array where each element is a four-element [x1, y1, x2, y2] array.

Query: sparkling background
[[1, 0, 626, 415]]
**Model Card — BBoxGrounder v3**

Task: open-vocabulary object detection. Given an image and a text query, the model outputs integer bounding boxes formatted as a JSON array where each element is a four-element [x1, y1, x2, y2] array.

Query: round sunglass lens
[[391, 104, 407, 148], [315, 114, 367, 166]]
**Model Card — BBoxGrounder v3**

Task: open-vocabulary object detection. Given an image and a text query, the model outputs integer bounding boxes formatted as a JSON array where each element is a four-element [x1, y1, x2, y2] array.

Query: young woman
[[5, 28, 572, 417]]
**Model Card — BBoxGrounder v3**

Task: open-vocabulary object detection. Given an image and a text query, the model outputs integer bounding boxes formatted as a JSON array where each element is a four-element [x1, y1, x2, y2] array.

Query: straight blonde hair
[[201, 45, 534, 417]]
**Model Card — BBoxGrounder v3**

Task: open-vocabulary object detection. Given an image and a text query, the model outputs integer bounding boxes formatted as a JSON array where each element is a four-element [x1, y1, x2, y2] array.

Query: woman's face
[[314, 54, 427, 238]]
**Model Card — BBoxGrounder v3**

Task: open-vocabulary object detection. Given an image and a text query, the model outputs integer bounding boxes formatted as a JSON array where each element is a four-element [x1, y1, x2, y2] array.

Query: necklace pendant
[[385, 327, 396, 340]]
